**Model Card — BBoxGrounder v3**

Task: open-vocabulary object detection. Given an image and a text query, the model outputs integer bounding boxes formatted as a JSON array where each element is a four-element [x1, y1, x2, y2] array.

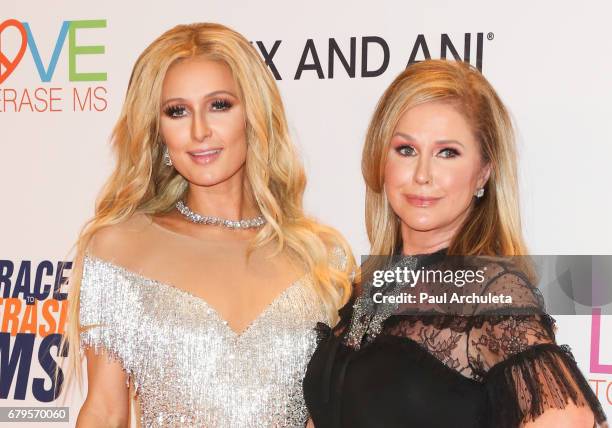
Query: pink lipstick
[[188, 148, 223, 165], [405, 194, 441, 207]]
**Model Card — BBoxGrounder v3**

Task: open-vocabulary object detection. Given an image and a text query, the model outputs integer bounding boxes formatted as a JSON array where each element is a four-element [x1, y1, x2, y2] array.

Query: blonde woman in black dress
[[304, 60, 606, 427]]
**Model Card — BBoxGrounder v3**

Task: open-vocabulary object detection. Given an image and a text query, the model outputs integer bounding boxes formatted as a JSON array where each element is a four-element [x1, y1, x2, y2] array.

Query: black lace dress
[[303, 249, 607, 428]]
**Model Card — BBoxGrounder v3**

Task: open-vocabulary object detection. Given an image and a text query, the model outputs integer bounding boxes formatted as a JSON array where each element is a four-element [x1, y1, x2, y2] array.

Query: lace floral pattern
[[334, 253, 607, 427], [469, 315, 551, 375], [415, 325, 464, 373]]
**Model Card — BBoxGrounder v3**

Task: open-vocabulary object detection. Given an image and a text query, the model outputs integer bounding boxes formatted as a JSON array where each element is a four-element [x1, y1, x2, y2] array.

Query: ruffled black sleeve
[[468, 268, 607, 427], [482, 341, 606, 427]]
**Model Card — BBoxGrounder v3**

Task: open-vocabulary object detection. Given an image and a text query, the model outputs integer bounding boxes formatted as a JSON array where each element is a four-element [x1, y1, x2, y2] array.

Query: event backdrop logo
[[1, 19, 492, 113], [591, 308, 612, 405], [0, 18, 107, 113], [0, 259, 69, 402], [255, 32, 491, 81]]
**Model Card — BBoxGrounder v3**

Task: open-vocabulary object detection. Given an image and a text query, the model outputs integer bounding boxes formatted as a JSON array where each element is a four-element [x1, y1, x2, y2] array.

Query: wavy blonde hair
[[58, 22, 355, 395], [362, 59, 528, 257]]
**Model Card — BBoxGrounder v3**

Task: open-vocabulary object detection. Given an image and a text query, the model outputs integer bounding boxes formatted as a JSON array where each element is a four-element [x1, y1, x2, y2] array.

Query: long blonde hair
[[362, 59, 528, 257], [59, 22, 354, 394]]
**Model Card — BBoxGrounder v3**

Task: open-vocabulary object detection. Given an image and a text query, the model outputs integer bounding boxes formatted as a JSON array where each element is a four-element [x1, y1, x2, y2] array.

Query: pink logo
[[591, 308, 612, 374]]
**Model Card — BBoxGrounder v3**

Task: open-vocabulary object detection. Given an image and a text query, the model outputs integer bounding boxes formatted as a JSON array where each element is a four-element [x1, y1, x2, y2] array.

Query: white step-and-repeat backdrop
[[1, 1, 611, 426]]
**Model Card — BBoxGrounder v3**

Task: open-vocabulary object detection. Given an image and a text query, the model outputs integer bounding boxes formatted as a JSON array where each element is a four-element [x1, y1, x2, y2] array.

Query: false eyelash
[[164, 104, 187, 118], [211, 99, 233, 111]]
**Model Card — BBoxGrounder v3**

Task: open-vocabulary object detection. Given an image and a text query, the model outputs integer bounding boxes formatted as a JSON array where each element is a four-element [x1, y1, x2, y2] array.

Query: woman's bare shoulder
[[85, 212, 153, 263]]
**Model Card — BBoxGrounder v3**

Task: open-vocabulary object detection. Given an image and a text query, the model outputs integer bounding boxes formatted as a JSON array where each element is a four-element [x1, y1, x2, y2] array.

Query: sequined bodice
[[80, 254, 331, 427]]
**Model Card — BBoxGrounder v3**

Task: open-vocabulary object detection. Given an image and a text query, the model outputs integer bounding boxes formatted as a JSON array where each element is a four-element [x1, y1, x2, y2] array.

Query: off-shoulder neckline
[[82, 252, 309, 338]]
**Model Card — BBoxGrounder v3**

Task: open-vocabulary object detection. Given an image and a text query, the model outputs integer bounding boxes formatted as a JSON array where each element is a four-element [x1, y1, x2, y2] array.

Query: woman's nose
[[192, 112, 212, 142], [414, 156, 432, 185]]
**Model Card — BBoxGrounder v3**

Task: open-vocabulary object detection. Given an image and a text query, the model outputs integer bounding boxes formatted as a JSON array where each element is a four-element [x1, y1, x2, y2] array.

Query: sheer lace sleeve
[[468, 269, 607, 427]]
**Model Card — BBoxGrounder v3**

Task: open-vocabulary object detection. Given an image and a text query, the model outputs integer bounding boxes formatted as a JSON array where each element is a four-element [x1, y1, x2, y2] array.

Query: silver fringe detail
[[79, 254, 335, 427]]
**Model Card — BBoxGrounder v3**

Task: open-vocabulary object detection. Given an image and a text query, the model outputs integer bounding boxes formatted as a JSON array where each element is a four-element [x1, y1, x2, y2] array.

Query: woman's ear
[[478, 163, 492, 189]]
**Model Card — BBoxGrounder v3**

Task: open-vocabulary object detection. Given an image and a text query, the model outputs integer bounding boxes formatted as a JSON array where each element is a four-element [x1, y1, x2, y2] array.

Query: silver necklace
[[175, 200, 266, 229]]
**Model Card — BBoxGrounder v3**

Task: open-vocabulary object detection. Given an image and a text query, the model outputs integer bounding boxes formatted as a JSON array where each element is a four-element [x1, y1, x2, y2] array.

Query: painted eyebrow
[[161, 90, 238, 106], [392, 132, 465, 148]]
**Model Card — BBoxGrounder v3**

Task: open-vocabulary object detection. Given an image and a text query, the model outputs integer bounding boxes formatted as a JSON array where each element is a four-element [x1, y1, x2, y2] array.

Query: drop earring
[[163, 146, 173, 167]]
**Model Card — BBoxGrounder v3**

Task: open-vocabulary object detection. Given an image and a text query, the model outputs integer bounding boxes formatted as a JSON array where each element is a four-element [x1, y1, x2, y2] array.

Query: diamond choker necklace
[[175, 200, 266, 229]]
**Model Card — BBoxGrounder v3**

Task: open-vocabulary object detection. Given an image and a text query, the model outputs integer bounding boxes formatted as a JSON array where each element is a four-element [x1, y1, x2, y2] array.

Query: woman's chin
[[402, 216, 442, 233], [179, 170, 231, 188]]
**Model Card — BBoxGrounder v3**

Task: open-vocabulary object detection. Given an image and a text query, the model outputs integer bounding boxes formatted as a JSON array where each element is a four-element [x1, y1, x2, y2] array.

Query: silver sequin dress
[[79, 252, 336, 427]]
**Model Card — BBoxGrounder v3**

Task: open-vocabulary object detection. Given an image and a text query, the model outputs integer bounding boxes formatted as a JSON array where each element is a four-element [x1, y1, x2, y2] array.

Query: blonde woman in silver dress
[[61, 23, 354, 427]]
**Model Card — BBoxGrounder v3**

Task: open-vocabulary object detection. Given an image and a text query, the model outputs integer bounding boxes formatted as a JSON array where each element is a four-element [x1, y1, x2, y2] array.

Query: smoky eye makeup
[[392, 143, 461, 158], [395, 144, 416, 156], [438, 147, 461, 158], [210, 98, 233, 111], [163, 104, 188, 118], [162, 97, 234, 118]]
